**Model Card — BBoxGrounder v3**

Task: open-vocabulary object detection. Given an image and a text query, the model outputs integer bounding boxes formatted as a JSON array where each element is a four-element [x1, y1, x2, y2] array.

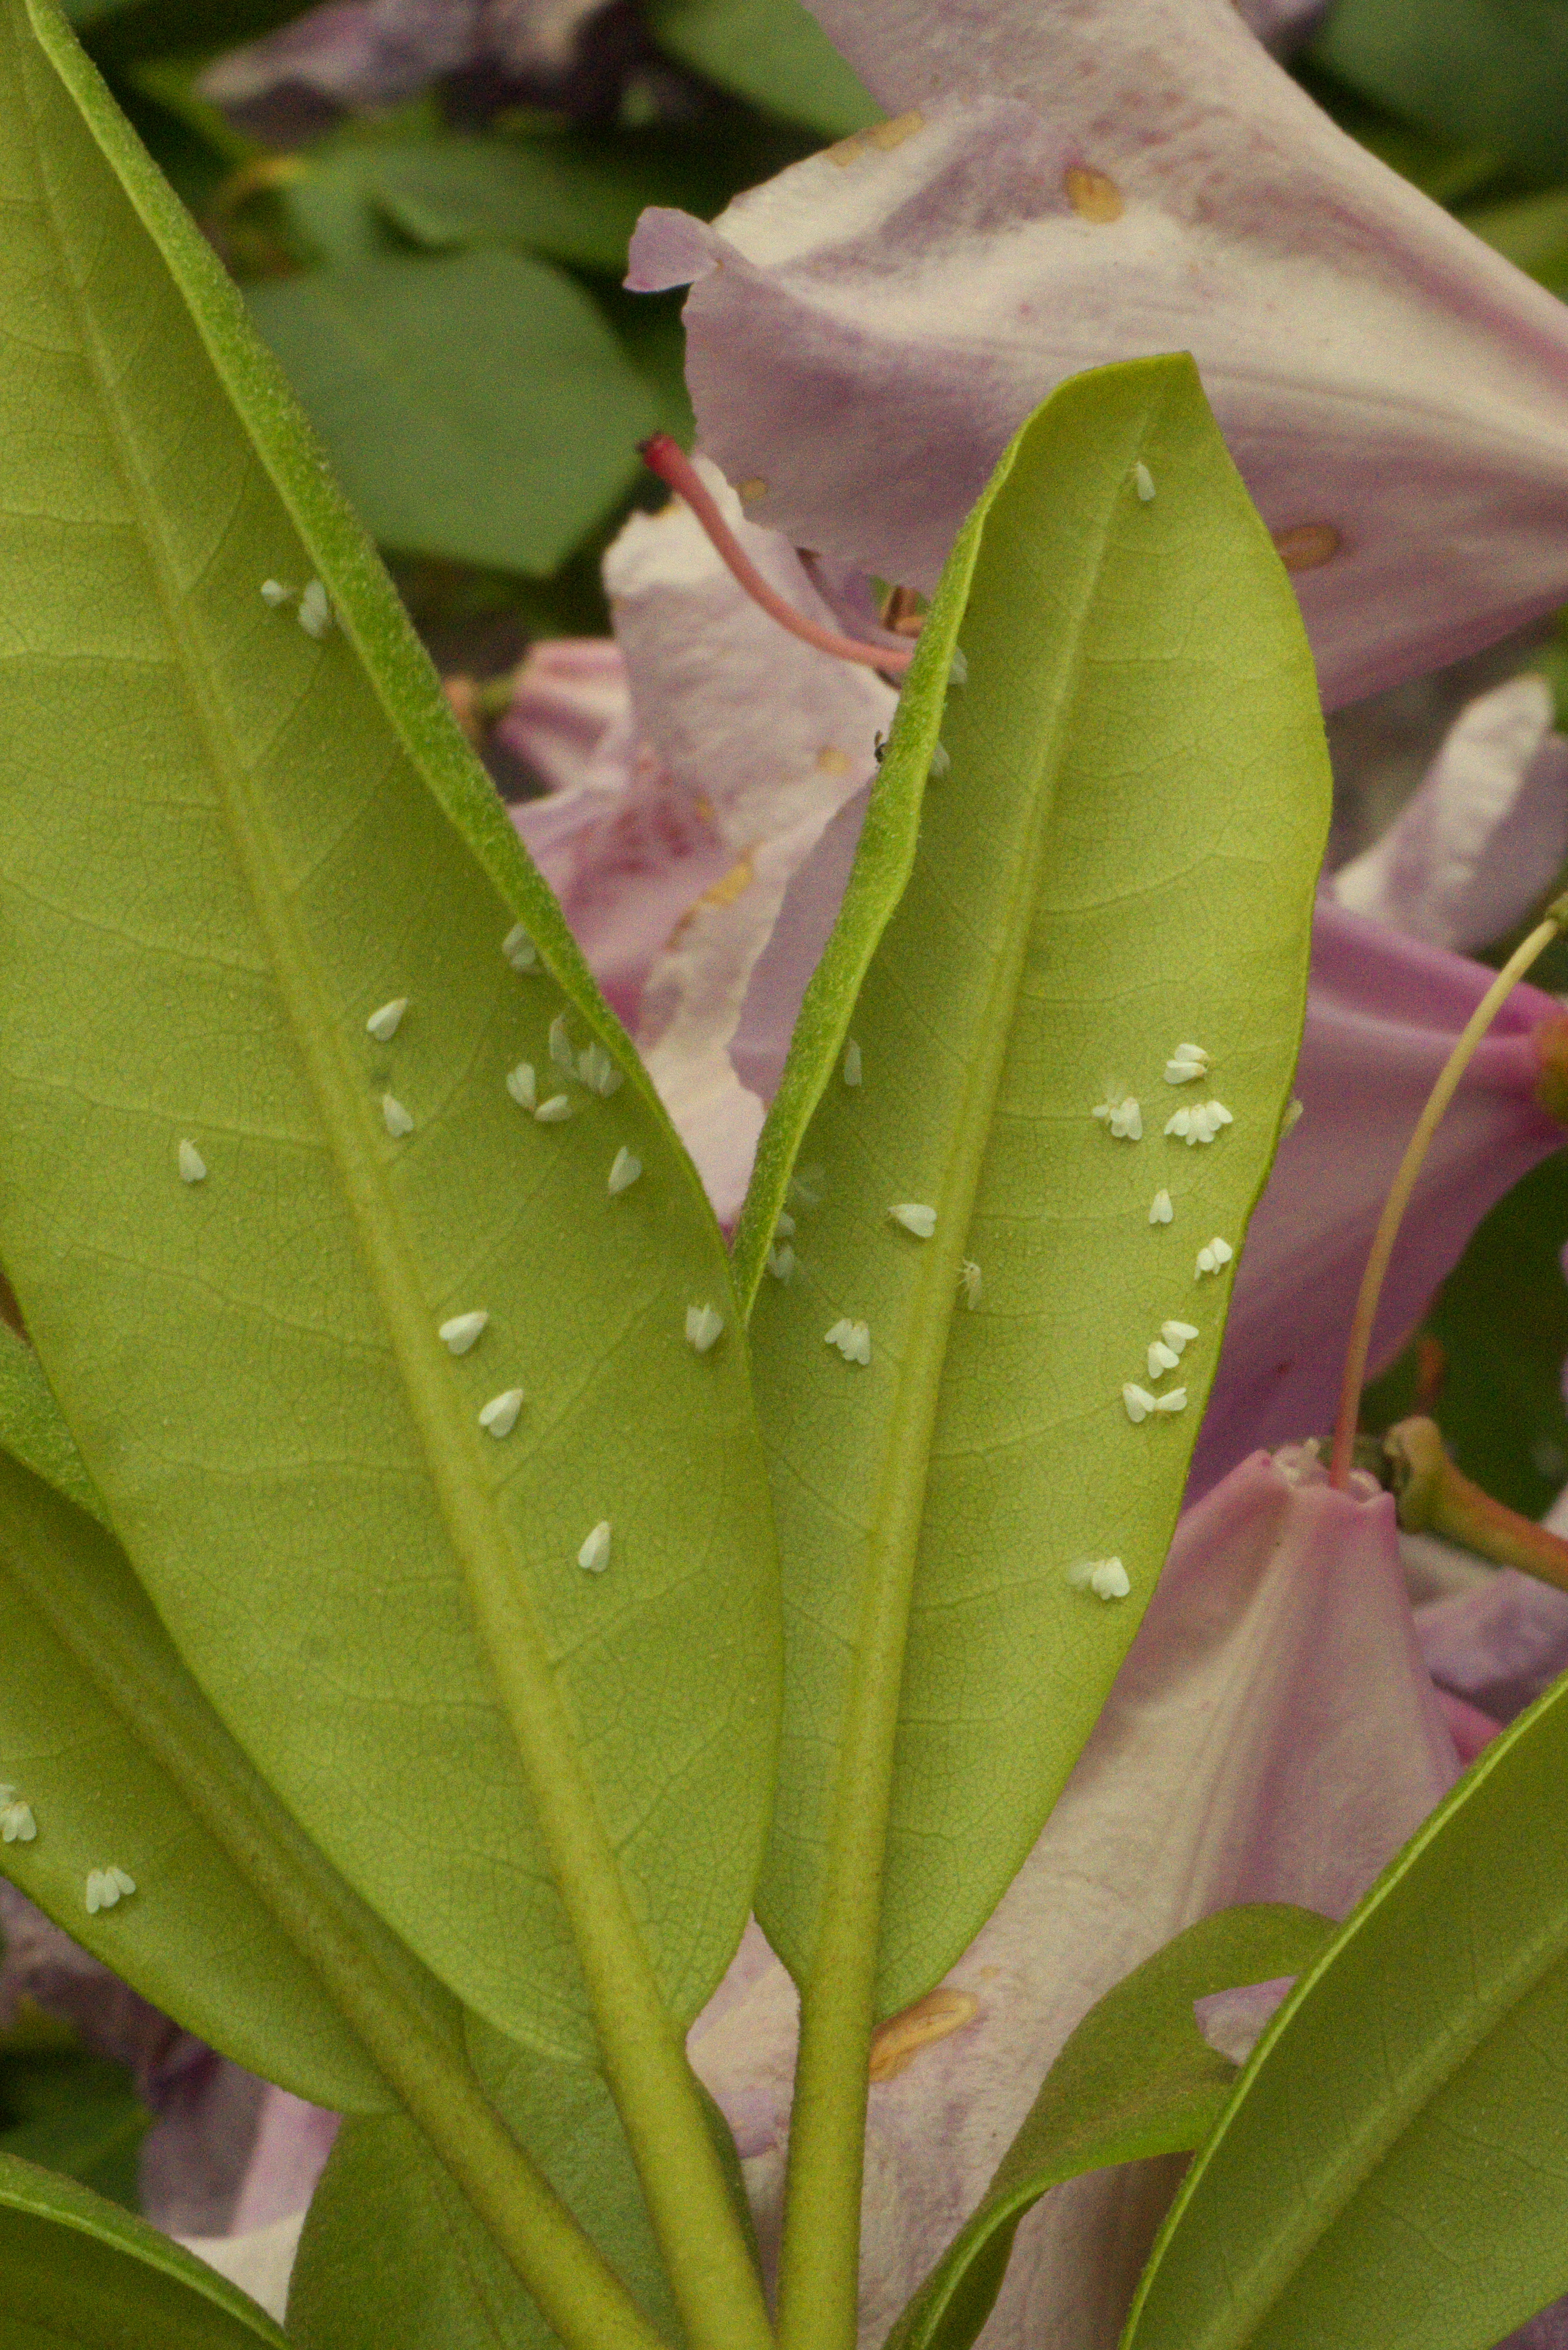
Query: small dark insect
[[873, 731, 888, 765]]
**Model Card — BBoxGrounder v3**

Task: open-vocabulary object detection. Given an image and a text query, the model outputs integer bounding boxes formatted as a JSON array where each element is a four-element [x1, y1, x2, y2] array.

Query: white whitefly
[[948, 645, 968, 687], [381, 1094, 413, 1138], [607, 1146, 642, 1195], [439, 1310, 488, 1355], [1165, 1107, 1195, 1141], [929, 742, 951, 779], [1149, 1188, 1173, 1225], [259, 578, 293, 607], [959, 1260, 982, 1309], [366, 997, 408, 1043], [824, 1319, 871, 1365], [548, 1014, 575, 1073], [842, 1039, 862, 1088], [767, 1244, 796, 1281], [85, 1866, 136, 1914], [1204, 1098, 1234, 1128], [297, 578, 333, 638], [506, 1062, 538, 1112], [1195, 1237, 1235, 1280], [1068, 1556, 1130, 1601], [889, 1203, 937, 1238], [774, 1210, 796, 1238], [1123, 1384, 1156, 1424], [534, 1095, 573, 1123], [1094, 1094, 1143, 1141], [1148, 1339, 1181, 1379], [1153, 1387, 1188, 1415], [478, 1388, 524, 1439], [578, 1521, 612, 1574], [1162, 1320, 1199, 1354], [1281, 1097, 1305, 1136], [578, 1042, 623, 1097], [685, 1304, 725, 1354], [177, 1139, 206, 1185], [502, 922, 539, 972], [1134, 461, 1156, 502], [1165, 1042, 1212, 1083], [0, 1800, 35, 1843]]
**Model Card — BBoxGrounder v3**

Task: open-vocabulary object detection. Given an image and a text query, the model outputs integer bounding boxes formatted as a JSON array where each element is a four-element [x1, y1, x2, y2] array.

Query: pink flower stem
[[638, 437, 915, 677], [1329, 902, 1568, 1488]]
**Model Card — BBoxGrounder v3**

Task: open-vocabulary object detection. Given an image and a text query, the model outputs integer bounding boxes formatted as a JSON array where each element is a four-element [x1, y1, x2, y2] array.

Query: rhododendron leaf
[[0, 2015, 148, 2212], [1313, 0, 1568, 185], [0, 0, 779, 2062], [644, 0, 879, 136], [246, 250, 658, 575], [886, 1907, 1333, 2350], [1124, 1671, 1568, 2350], [738, 356, 1331, 2017], [0, 2150, 287, 2350]]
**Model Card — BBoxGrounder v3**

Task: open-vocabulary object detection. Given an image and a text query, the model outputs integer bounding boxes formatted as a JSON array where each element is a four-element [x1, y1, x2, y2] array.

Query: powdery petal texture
[[1332, 673, 1568, 951], [689, 1452, 1458, 2349], [1189, 899, 1566, 1498], [633, 0, 1568, 708]]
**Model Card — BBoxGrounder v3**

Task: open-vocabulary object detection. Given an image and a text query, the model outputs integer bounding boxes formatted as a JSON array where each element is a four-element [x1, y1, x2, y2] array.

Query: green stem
[[1383, 1416, 1568, 1592], [0, 1452, 668, 2350]]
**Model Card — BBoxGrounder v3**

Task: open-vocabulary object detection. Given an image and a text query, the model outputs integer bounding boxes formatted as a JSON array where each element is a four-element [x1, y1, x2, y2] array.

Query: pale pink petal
[[494, 639, 637, 803], [1332, 674, 1568, 951], [632, 0, 1568, 708], [690, 1449, 1459, 2348], [1190, 900, 1566, 1496], [228, 2085, 340, 2234], [200, 0, 603, 111], [1192, 1975, 1295, 2065], [176, 2214, 305, 2326]]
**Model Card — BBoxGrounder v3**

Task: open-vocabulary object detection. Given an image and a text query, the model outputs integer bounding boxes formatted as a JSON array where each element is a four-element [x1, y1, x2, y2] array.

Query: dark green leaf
[[644, 0, 880, 138], [1311, 0, 1568, 187], [886, 1908, 1334, 2350], [0, 2008, 149, 2211], [246, 249, 658, 574], [1123, 1670, 1568, 2350], [1461, 182, 1568, 293]]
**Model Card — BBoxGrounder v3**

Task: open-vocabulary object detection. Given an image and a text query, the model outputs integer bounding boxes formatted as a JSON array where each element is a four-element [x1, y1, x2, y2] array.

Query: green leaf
[[0, 2148, 288, 2348], [644, 0, 880, 138], [1310, 0, 1568, 187], [0, 1324, 111, 1527], [1122, 1669, 1568, 2350], [289, 2018, 684, 2350], [0, 0, 779, 2077], [1461, 181, 1568, 294], [886, 1907, 1334, 2350], [736, 356, 1332, 2020], [0, 2008, 150, 2211], [245, 249, 658, 575]]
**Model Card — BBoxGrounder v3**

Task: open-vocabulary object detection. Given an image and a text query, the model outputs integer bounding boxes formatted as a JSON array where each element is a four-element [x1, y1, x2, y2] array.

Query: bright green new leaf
[[1311, 0, 1568, 187], [1461, 182, 1568, 294], [1123, 1671, 1568, 2350], [246, 248, 658, 575], [644, 0, 880, 138], [0, 0, 779, 2062], [289, 2017, 683, 2350], [886, 1907, 1334, 2350], [0, 2149, 287, 2350], [0, 2008, 149, 2211], [737, 358, 1331, 2018]]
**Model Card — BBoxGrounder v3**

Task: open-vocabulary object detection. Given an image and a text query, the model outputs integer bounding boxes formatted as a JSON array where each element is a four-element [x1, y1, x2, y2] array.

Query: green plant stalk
[[20, 11, 774, 2338], [0, 1468, 666, 2350], [773, 633, 1074, 2350]]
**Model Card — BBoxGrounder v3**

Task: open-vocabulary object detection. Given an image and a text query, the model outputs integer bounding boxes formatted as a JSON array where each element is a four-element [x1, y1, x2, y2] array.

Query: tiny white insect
[[1164, 1042, 1212, 1084], [177, 1139, 207, 1185], [959, 1260, 982, 1310], [948, 646, 968, 688], [439, 1310, 488, 1355], [1194, 1237, 1235, 1279], [259, 578, 293, 607], [506, 1062, 537, 1112], [382, 1094, 413, 1139], [929, 742, 951, 779], [1147, 1339, 1181, 1379], [0, 1800, 36, 1843], [85, 1866, 136, 1915], [1134, 460, 1156, 502], [889, 1203, 937, 1238], [824, 1319, 871, 1365], [1164, 1107, 1196, 1142], [1068, 1557, 1131, 1602], [774, 1210, 796, 1239], [767, 1243, 796, 1281], [578, 1521, 612, 1575], [1094, 1094, 1143, 1141], [1149, 1188, 1173, 1225], [842, 1039, 862, 1088], [685, 1304, 725, 1354], [1153, 1386, 1188, 1415], [502, 922, 539, 973], [297, 578, 334, 639], [1204, 1099, 1234, 1128], [1161, 1319, 1199, 1355], [1123, 1383, 1156, 1424], [548, 1014, 575, 1073], [534, 1095, 573, 1124], [790, 1165, 825, 1208], [578, 1042, 623, 1097], [1281, 1097, 1305, 1136], [607, 1146, 642, 1195], [478, 1388, 524, 1439], [366, 997, 408, 1043]]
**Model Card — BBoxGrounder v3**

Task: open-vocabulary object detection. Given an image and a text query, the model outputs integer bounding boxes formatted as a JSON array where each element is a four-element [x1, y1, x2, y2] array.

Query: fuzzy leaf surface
[[1123, 1672, 1568, 2350], [0, 0, 779, 2060], [739, 359, 1331, 2014]]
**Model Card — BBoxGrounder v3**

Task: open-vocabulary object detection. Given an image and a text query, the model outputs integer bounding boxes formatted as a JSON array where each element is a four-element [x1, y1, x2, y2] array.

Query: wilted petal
[[631, 0, 1568, 708], [201, 0, 604, 113], [1332, 673, 1568, 951], [690, 1450, 1458, 2348]]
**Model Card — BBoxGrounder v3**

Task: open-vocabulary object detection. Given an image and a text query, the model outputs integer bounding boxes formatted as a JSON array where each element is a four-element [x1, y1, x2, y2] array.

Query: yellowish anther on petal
[[736, 478, 768, 506], [868, 1988, 979, 2082], [868, 110, 925, 151], [1273, 523, 1341, 573], [700, 856, 755, 909], [816, 746, 852, 775], [1064, 165, 1124, 223]]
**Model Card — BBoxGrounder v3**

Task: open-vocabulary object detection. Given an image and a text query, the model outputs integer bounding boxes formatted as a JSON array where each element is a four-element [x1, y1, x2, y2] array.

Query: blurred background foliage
[[45, 0, 1568, 1508]]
